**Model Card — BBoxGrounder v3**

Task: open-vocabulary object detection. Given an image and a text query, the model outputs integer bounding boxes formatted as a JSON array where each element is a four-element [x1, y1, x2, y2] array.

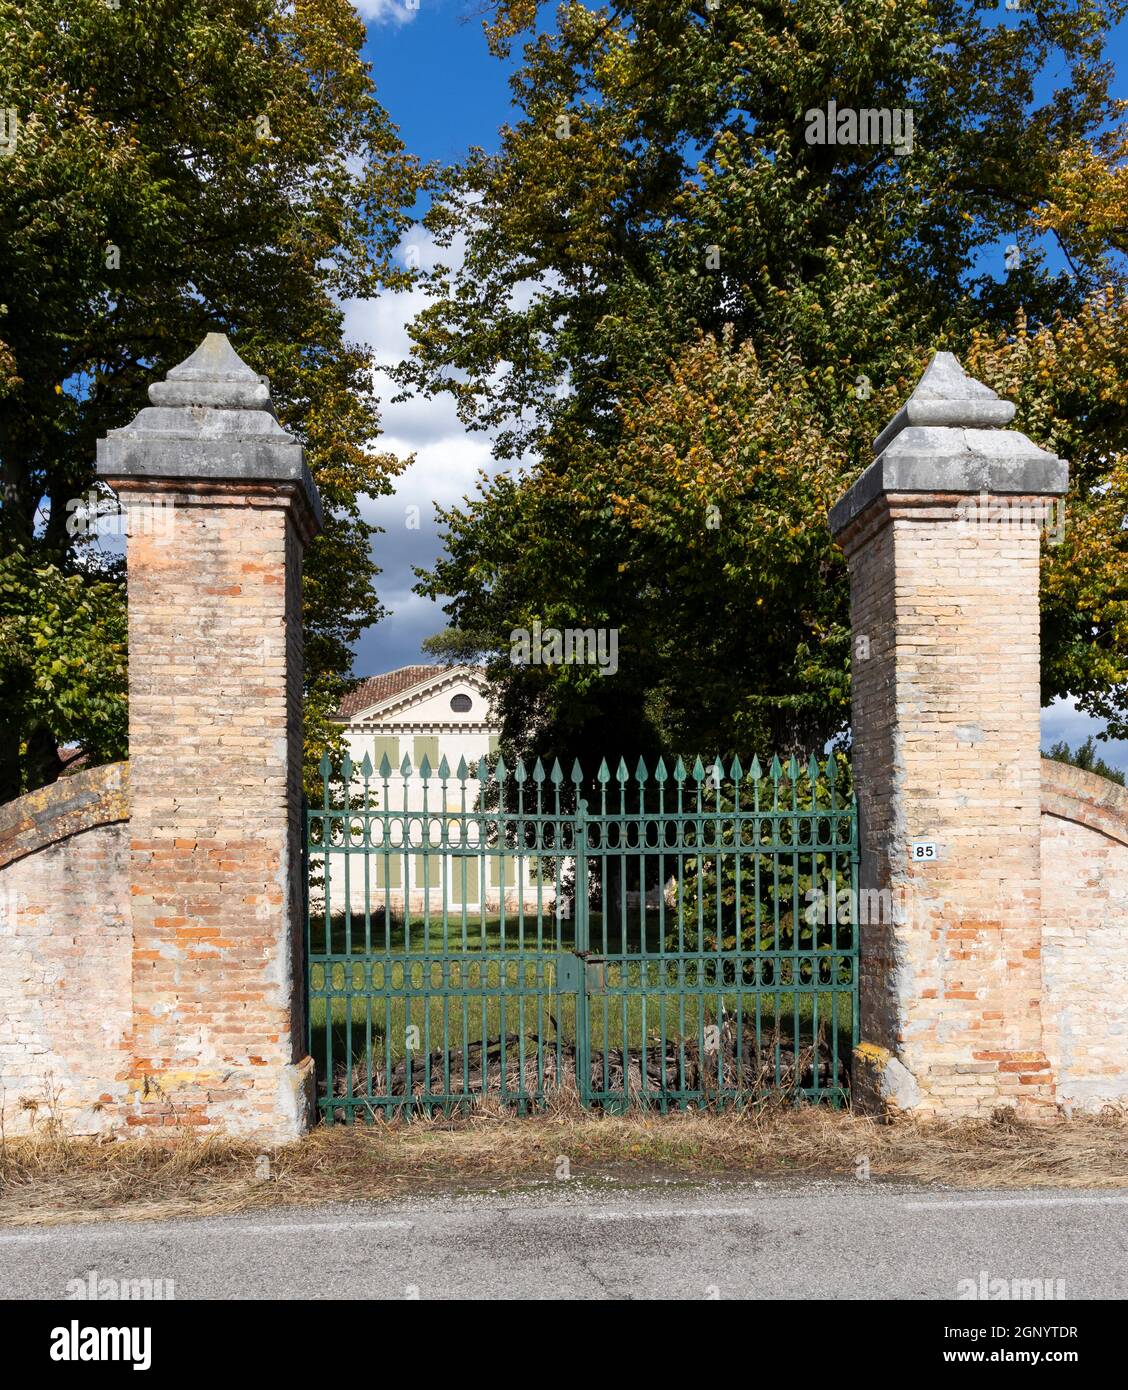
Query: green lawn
[[308, 984, 853, 1052], [307, 908, 852, 956], [306, 908, 855, 1111]]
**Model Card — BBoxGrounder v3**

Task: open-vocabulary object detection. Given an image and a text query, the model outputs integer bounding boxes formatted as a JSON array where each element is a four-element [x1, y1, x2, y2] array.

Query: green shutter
[[449, 857, 477, 905], [413, 736, 439, 770], [375, 852, 402, 889], [489, 855, 518, 888], [373, 735, 399, 772], [413, 853, 438, 892], [373, 735, 399, 766], [370, 737, 400, 808]]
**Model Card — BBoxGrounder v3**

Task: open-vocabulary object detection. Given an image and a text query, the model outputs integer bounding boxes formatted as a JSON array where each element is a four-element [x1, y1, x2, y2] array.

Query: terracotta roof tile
[[334, 665, 453, 720]]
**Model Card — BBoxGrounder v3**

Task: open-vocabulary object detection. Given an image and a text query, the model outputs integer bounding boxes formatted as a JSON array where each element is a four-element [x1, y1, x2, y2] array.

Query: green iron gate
[[306, 751, 858, 1121]]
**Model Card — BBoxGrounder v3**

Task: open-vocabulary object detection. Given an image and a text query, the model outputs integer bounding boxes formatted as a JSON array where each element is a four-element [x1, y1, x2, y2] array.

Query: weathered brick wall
[[116, 484, 312, 1136], [0, 764, 131, 1134], [830, 352, 1067, 1119], [840, 500, 900, 1058], [93, 332, 321, 1142], [838, 495, 1053, 1115], [1041, 759, 1128, 1112]]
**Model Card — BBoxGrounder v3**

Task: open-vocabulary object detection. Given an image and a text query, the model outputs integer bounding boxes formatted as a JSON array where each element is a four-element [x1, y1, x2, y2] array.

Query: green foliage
[[408, 0, 1128, 763], [1045, 736, 1126, 787], [0, 0, 424, 802], [670, 755, 854, 963], [966, 296, 1128, 741], [0, 546, 127, 793]]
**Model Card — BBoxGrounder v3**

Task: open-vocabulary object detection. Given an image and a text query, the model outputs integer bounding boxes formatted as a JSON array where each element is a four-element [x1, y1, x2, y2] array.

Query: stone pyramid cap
[[147, 332, 272, 410], [829, 351, 1066, 537], [96, 333, 323, 536], [872, 351, 1015, 455]]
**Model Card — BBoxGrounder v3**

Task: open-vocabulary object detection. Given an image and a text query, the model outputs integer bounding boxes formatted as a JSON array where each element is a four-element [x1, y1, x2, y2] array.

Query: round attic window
[[450, 693, 472, 713]]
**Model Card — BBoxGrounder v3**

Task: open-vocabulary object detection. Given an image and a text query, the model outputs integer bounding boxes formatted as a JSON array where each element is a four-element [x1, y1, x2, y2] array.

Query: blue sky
[[344, 1, 1128, 770]]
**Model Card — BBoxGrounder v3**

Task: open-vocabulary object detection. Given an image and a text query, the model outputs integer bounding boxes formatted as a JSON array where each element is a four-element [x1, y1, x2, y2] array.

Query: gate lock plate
[[556, 953, 584, 993], [555, 954, 605, 993]]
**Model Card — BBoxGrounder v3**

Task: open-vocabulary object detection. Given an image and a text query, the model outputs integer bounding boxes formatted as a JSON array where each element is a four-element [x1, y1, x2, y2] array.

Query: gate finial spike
[[476, 755, 489, 782], [532, 757, 546, 784], [456, 755, 469, 781], [550, 758, 565, 786], [418, 753, 432, 779], [807, 753, 820, 785], [359, 751, 374, 780], [400, 752, 412, 778], [692, 755, 706, 781], [378, 751, 392, 779], [730, 754, 743, 781], [635, 755, 648, 785], [437, 754, 450, 780], [616, 756, 629, 784], [673, 756, 687, 783], [769, 754, 782, 780], [494, 753, 507, 780], [513, 757, 527, 784], [750, 754, 762, 780], [570, 757, 584, 785], [596, 758, 611, 785], [654, 756, 668, 783], [318, 750, 331, 781]]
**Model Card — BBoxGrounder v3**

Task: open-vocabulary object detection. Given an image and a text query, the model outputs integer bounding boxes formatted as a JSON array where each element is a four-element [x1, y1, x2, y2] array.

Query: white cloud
[[1041, 696, 1128, 775], [352, 0, 421, 26], [344, 229, 510, 672]]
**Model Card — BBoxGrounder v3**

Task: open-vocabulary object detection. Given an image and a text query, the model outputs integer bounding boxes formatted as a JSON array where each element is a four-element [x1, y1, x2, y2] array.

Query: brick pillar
[[97, 334, 321, 1140], [829, 353, 1067, 1117]]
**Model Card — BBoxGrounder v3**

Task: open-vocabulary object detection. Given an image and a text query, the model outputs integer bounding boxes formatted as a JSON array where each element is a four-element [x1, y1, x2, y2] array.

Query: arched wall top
[[1041, 757, 1128, 848], [0, 762, 130, 871]]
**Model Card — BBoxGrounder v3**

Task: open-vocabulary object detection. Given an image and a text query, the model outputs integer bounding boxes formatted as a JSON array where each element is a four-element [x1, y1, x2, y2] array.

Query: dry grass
[[3, 1098, 1127, 1228]]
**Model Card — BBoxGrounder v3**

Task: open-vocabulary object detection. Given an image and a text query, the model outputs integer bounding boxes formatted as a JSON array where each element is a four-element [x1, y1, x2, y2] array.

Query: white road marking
[[0, 1218, 414, 1244], [903, 1195, 1128, 1211], [586, 1208, 758, 1221]]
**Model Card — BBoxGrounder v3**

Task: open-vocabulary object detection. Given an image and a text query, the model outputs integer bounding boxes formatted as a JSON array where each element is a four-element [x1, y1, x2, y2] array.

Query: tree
[[409, 1, 1127, 763], [1045, 736, 1126, 787], [0, 546, 127, 796], [966, 291, 1128, 741], [0, 0, 423, 800]]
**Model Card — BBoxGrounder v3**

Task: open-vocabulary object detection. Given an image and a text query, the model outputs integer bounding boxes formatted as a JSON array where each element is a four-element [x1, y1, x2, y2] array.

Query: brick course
[[830, 353, 1067, 1117], [109, 486, 313, 1136], [94, 334, 321, 1141], [837, 495, 1054, 1113], [0, 764, 131, 1135], [1040, 760, 1128, 1111]]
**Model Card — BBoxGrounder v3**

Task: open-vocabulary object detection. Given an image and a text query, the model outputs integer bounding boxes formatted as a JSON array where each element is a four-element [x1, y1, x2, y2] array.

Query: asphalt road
[[2, 1182, 1126, 1300]]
